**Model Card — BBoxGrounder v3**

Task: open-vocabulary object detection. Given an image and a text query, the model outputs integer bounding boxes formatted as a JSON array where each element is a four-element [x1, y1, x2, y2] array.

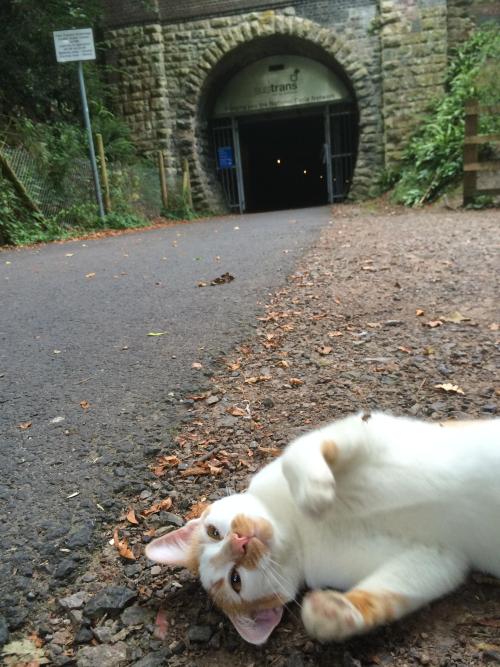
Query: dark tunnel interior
[[239, 113, 328, 212]]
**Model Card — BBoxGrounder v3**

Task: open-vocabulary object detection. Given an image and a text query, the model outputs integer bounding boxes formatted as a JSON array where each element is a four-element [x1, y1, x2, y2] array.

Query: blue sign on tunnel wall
[[217, 146, 234, 168]]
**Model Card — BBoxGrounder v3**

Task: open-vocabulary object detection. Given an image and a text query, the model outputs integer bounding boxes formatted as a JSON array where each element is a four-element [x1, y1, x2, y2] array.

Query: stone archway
[[177, 14, 382, 210]]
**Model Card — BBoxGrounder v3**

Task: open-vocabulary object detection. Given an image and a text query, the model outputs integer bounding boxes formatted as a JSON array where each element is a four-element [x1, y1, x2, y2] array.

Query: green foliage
[[0, 176, 71, 245], [464, 194, 495, 209], [0, 1, 103, 120], [0, 174, 151, 246], [392, 26, 500, 206], [161, 191, 199, 221], [103, 211, 151, 229], [161, 184, 217, 221]]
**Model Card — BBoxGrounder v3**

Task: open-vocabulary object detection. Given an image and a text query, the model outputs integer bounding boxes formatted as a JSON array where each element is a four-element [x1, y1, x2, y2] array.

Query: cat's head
[[145, 492, 290, 644]]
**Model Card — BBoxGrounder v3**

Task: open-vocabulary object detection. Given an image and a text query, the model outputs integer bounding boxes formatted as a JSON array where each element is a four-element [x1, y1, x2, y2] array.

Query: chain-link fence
[[0, 126, 163, 224]]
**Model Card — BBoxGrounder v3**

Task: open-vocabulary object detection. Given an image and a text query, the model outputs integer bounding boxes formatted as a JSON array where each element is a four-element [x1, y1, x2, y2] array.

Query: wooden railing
[[463, 100, 500, 205]]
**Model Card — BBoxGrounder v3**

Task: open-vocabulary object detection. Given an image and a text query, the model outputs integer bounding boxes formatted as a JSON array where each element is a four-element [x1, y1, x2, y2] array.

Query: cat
[[145, 411, 500, 645]]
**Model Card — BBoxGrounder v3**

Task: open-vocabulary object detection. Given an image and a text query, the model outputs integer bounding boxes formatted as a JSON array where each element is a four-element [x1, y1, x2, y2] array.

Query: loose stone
[[83, 586, 137, 620]]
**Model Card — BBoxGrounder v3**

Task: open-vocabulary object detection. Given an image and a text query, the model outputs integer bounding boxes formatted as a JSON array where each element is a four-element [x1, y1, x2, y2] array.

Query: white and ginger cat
[[146, 411, 500, 645]]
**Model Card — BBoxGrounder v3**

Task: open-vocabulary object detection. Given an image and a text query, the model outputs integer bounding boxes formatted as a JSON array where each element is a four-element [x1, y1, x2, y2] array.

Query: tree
[[0, 0, 103, 120]]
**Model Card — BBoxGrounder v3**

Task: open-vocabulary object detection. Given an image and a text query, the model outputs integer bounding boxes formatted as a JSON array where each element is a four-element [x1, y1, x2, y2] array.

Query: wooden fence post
[[182, 158, 193, 210], [158, 150, 168, 209], [463, 100, 500, 205], [463, 100, 478, 206], [96, 133, 111, 214], [0, 148, 42, 215]]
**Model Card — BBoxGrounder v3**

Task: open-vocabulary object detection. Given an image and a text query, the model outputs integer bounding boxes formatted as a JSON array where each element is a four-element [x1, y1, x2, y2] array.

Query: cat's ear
[[145, 519, 202, 567], [228, 606, 283, 645]]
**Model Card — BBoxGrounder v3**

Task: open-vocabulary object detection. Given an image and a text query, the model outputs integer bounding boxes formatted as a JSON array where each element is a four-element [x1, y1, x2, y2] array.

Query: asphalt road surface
[[0, 206, 330, 630]]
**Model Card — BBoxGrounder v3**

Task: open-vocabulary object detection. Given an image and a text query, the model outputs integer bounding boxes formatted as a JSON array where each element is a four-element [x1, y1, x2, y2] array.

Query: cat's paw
[[295, 470, 336, 517], [301, 590, 364, 642]]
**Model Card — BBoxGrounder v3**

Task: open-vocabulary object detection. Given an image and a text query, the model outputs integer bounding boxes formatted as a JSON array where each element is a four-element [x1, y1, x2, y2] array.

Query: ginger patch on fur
[[346, 589, 402, 627], [321, 440, 338, 468]]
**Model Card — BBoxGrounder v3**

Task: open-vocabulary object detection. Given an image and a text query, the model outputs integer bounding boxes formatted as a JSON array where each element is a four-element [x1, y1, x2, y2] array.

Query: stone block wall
[[102, 0, 489, 208], [106, 24, 169, 154], [379, 0, 449, 166]]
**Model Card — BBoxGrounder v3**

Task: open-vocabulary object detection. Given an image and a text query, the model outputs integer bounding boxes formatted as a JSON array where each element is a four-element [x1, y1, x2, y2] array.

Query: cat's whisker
[[259, 560, 304, 620], [261, 567, 304, 623]]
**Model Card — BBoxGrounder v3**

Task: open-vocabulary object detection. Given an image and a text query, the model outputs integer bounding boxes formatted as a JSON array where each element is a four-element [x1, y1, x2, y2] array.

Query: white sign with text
[[53, 28, 96, 63]]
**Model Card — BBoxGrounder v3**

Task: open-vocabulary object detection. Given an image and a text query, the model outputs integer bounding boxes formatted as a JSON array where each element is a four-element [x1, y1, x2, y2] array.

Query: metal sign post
[[53, 28, 105, 221]]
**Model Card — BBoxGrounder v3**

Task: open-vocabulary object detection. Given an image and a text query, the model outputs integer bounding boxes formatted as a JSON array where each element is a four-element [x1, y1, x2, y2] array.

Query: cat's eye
[[229, 568, 241, 593], [206, 524, 222, 541]]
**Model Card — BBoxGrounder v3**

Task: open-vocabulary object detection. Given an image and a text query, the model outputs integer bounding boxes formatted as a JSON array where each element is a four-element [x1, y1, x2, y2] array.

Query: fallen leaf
[[328, 331, 343, 337], [181, 465, 211, 477], [226, 360, 241, 371], [186, 393, 209, 401], [398, 346, 412, 353], [141, 497, 173, 516], [79, 400, 90, 410], [185, 501, 210, 521], [415, 308, 425, 316], [113, 528, 136, 560], [440, 310, 470, 324], [27, 633, 45, 650], [85, 272, 96, 278], [275, 359, 290, 368], [126, 508, 139, 525], [362, 265, 377, 271], [435, 383, 465, 395], [191, 362, 203, 369], [1, 638, 49, 664], [147, 332, 167, 337], [17, 421, 32, 430], [210, 272, 234, 286], [426, 320, 442, 328], [244, 375, 272, 384], [489, 323, 499, 331], [152, 455, 181, 476], [318, 345, 332, 355], [423, 346, 435, 355], [197, 281, 208, 287], [289, 377, 304, 386], [227, 406, 247, 417], [257, 446, 281, 457]]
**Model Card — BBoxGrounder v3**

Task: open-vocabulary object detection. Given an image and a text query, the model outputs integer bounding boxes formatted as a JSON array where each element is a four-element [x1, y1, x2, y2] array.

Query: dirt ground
[[9, 204, 500, 667]]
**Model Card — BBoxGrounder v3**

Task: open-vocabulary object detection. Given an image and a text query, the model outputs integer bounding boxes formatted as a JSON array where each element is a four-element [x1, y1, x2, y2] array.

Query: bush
[[392, 26, 500, 206]]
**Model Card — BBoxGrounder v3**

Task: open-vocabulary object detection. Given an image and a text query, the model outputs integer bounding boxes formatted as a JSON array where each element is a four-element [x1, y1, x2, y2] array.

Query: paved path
[[0, 207, 330, 628]]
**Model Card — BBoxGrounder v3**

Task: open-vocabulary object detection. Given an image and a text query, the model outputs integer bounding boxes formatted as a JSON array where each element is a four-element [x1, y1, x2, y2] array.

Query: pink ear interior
[[145, 519, 201, 566], [228, 606, 284, 645]]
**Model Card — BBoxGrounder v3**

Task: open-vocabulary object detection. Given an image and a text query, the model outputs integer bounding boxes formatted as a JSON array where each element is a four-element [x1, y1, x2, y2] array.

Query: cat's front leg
[[281, 414, 370, 516], [281, 432, 338, 516], [301, 546, 467, 641]]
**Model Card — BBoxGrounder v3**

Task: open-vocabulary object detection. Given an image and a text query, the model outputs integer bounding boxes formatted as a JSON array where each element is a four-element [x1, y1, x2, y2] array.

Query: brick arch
[[177, 13, 381, 209]]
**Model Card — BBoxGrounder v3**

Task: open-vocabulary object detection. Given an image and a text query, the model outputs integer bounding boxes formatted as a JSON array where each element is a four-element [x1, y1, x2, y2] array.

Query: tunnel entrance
[[210, 54, 358, 213], [239, 110, 326, 212]]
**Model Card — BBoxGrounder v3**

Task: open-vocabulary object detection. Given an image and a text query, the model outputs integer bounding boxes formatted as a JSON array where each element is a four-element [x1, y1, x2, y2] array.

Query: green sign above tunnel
[[214, 55, 351, 117]]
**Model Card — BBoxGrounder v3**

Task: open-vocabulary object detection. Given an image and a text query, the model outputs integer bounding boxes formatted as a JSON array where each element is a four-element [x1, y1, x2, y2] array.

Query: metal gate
[[324, 103, 358, 203], [213, 103, 357, 212], [212, 117, 245, 212]]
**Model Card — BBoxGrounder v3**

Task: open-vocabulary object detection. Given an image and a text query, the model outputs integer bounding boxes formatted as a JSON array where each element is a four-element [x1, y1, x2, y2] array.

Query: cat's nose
[[231, 532, 251, 554]]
